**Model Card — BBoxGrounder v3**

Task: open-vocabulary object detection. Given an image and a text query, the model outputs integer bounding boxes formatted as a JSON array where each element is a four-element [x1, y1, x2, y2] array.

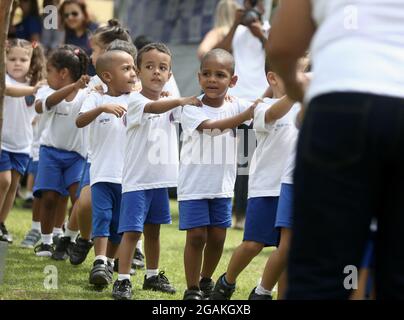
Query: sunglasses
[[64, 11, 80, 18]]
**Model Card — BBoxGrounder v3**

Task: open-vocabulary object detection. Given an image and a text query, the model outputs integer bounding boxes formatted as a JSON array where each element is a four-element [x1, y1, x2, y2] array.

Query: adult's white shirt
[[2, 74, 37, 154], [80, 92, 128, 186], [178, 95, 251, 201], [306, 0, 404, 102], [227, 21, 270, 102], [122, 92, 180, 193], [248, 99, 300, 198]]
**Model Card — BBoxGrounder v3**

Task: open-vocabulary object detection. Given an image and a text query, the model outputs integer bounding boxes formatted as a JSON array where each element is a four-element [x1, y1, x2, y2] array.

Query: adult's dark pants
[[287, 92, 404, 299]]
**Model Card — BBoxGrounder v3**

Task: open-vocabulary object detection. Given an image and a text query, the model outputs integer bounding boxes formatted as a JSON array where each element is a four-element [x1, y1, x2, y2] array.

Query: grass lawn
[[0, 200, 273, 300]]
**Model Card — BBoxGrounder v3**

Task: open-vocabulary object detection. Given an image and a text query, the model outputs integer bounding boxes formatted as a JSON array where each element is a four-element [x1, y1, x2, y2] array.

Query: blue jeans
[[287, 92, 404, 299]]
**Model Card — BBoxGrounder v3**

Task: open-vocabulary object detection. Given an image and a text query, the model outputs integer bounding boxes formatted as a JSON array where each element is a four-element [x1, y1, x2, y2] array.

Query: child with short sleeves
[[178, 49, 256, 300], [112, 43, 201, 300], [0, 39, 46, 244], [33, 45, 90, 257]]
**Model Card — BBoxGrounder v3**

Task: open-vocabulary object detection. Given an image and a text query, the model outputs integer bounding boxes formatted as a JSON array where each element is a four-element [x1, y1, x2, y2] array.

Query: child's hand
[[101, 104, 127, 118], [246, 99, 262, 120], [160, 91, 171, 98], [92, 85, 105, 95], [33, 80, 47, 94], [180, 96, 203, 107], [74, 75, 90, 90]]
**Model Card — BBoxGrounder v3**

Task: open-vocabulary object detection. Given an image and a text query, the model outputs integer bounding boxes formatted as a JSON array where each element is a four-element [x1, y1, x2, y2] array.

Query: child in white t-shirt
[[179, 49, 256, 300], [211, 58, 307, 300], [76, 49, 137, 288], [0, 39, 46, 244], [33, 45, 90, 257], [112, 43, 201, 300]]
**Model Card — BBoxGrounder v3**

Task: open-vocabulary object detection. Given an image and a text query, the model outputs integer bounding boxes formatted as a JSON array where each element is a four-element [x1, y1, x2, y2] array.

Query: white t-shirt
[[227, 21, 270, 101], [122, 92, 180, 193], [41, 89, 87, 157], [248, 99, 300, 198], [163, 75, 181, 98], [80, 92, 128, 186], [178, 96, 251, 201], [306, 0, 404, 102], [1, 74, 37, 154]]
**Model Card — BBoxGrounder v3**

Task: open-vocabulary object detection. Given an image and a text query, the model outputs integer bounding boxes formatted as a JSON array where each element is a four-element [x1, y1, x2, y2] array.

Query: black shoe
[[210, 273, 235, 300], [143, 271, 176, 294], [183, 288, 204, 300], [107, 261, 114, 282], [113, 259, 136, 275], [199, 277, 215, 299], [34, 243, 54, 257], [69, 237, 93, 265], [0, 223, 13, 244], [51, 236, 72, 260], [248, 287, 273, 300], [89, 260, 111, 286], [112, 279, 132, 300], [132, 248, 145, 269]]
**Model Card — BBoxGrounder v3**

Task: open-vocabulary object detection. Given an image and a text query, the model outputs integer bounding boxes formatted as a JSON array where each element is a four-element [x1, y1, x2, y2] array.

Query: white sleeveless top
[[306, 0, 404, 103]]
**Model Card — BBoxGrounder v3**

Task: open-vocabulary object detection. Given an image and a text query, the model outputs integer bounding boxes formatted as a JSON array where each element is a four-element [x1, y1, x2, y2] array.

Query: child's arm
[[5, 85, 37, 97], [76, 104, 126, 128], [197, 103, 256, 132], [265, 95, 296, 123], [46, 75, 89, 109], [143, 96, 202, 114]]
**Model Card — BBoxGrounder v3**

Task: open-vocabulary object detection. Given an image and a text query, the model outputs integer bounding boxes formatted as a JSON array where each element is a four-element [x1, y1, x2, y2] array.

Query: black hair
[[133, 35, 152, 51], [106, 39, 137, 61], [136, 42, 171, 69], [48, 45, 89, 81], [93, 19, 132, 49]]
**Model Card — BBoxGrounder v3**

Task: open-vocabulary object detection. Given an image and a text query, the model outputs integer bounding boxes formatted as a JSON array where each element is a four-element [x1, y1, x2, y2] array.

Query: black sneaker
[[0, 223, 13, 244], [210, 273, 235, 300], [248, 287, 273, 300], [69, 237, 93, 265], [113, 259, 136, 275], [183, 288, 204, 300], [51, 236, 72, 260], [89, 260, 111, 286], [34, 243, 54, 257], [199, 277, 215, 299], [132, 248, 145, 269], [143, 271, 176, 294], [112, 279, 132, 300]]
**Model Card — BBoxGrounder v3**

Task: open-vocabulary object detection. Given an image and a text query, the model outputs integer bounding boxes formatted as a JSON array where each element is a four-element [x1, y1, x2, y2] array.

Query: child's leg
[[26, 173, 35, 194], [40, 190, 60, 235], [54, 195, 68, 229], [118, 231, 142, 274], [225, 240, 265, 284], [94, 237, 109, 256], [0, 171, 12, 211], [106, 240, 120, 260], [184, 227, 208, 289], [143, 223, 161, 270], [201, 226, 227, 279], [77, 185, 92, 240], [0, 170, 22, 223]]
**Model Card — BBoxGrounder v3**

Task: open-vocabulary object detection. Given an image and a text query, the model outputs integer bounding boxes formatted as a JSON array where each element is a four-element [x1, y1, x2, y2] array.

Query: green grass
[[0, 200, 273, 300]]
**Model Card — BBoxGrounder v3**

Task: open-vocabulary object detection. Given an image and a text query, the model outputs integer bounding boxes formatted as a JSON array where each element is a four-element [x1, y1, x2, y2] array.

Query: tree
[[0, 0, 14, 145]]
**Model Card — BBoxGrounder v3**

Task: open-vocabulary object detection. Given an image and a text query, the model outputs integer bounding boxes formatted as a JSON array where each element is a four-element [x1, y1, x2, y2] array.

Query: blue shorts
[[76, 162, 91, 197], [27, 158, 39, 177], [33, 146, 85, 197], [179, 198, 232, 230], [275, 183, 294, 229], [0, 150, 30, 176], [119, 188, 171, 233], [91, 182, 122, 244], [244, 196, 280, 247]]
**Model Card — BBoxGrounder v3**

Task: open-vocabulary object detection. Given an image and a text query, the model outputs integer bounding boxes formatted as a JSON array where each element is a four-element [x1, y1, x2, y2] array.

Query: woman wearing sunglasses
[[59, 0, 98, 75]]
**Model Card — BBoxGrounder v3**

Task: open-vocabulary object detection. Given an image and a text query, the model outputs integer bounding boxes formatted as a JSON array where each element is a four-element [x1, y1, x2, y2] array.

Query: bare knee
[[0, 174, 12, 193], [187, 229, 207, 249], [242, 241, 264, 256]]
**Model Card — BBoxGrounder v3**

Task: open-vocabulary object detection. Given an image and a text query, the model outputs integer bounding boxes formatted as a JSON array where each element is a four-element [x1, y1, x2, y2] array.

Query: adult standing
[[59, 0, 98, 75], [9, 0, 42, 42], [268, 0, 404, 299]]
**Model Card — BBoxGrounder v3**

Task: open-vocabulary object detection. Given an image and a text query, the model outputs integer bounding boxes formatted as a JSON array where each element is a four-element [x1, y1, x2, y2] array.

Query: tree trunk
[[0, 0, 14, 146]]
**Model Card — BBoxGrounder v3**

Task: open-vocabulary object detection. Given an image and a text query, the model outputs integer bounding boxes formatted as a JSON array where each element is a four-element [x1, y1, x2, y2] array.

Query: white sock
[[32, 221, 41, 232], [118, 274, 131, 281], [255, 283, 272, 296], [136, 240, 143, 251], [95, 255, 107, 263], [107, 258, 115, 268], [26, 191, 33, 199], [53, 227, 63, 236], [146, 269, 159, 279], [64, 227, 79, 242], [41, 233, 53, 245]]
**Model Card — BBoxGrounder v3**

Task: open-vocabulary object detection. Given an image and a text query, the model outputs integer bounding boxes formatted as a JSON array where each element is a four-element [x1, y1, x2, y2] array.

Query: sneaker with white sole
[[34, 243, 54, 257], [132, 248, 145, 269], [21, 229, 41, 248], [0, 223, 13, 244]]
